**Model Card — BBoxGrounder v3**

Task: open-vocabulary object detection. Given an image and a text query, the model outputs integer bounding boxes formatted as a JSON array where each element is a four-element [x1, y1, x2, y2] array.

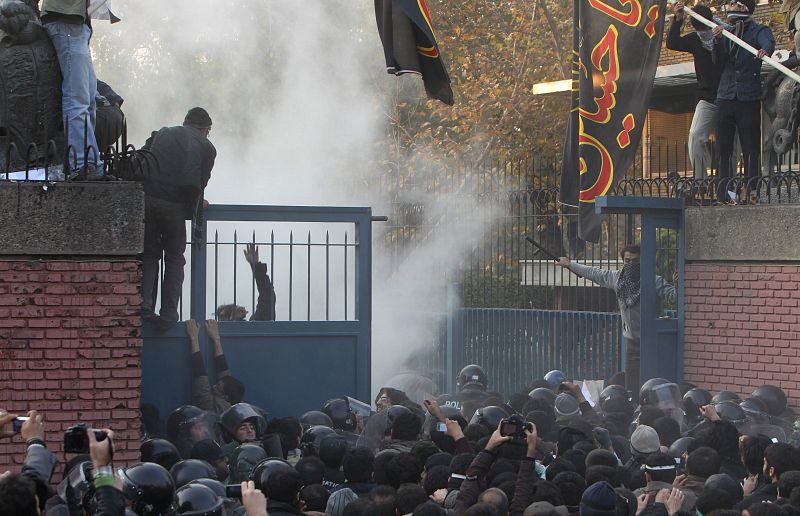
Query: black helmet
[[251, 458, 293, 491], [599, 385, 630, 410], [683, 388, 712, 410], [457, 364, 489, 392], [299, 410, 334, 431], [229, 444, 267, 483], [544, 370, 567, 390], [554, 393, 581, 418], [141, 438, 182, 471], [167, 405, 205, 442], [319, 434, 348, 466], [175, 483, 224, 516], [119, 462, 176, 516], [639, 378, 670, 406], [714, 401, 748, 425], [220, 403, 267, 442], [668, 436, 696, 459], [56, 461, 95, 512], [529, 387, 557, 406], [321, 398, 357, 432], [711, 391, 741, 405], [300, 425, 337, 457], [169, 459, 217, 488], [740, 397, 769, 423], [469, 406, 509, 429], [751, 385, 787, 416], [188, 478, 226, 499]]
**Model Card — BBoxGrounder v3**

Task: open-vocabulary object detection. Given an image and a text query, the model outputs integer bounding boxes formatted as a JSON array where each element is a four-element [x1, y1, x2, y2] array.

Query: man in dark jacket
[[667, 3, 726, 180], [712, 0, 774, 202], [141, 107, 216, 323], [736, 443, 800, 509]]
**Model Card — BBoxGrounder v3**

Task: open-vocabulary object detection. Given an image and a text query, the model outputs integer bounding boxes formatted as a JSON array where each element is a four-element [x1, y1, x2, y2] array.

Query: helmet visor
[[648, 383, 681, 410]]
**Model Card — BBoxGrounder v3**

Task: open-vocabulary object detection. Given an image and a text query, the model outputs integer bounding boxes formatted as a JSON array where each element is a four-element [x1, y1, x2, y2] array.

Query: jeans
[[43, 21, 103, 173], [141, 196, 187, 322]]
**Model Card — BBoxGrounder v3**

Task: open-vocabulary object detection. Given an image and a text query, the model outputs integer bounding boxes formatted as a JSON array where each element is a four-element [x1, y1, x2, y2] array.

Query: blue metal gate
[[141, 205, 373, 418]]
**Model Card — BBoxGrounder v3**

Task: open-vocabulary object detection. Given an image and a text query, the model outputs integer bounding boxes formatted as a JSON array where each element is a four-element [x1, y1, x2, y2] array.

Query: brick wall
[[684, 262, 800, 409], [0, 259, 142, 474]]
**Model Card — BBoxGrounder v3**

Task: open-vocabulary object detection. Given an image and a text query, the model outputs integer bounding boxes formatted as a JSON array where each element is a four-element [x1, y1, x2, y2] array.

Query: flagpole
[[671, 2, 800, 85]]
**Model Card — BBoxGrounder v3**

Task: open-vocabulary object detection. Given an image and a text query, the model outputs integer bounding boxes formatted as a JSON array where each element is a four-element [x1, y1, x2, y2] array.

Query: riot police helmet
[[220, 403, 267, 443], [714, 401, 748, 425], [175, 483, 224, 516], [119, 462, 176, 516], [751, 385, 788, 416], [457, 364, 489, 392], [528, 387, 557, 406], [321, 397, 358, 432], [167, 405, 205, 442], [228, 443, 267, 483], [668, 436, 696, 459], [299, 410, 333, 431], [169, 459, 217, 488], [188, 478, 227, 499], [251, 458, 293, 491], [683, 388, 712, 411], [140, 438, 182, 472], [544, 370, 567, 391], [599, 385, 630, 410], [639, 378, 671, 406], [739, 397, 769, 423], [469, 406, 509, 429], [300, 425, 337, 457], [554, 393, 581, 418], [711, 391, 741, 405]]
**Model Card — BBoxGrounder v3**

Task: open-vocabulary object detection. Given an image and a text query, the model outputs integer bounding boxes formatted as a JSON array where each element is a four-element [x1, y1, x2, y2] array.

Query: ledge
[[686, 205, 800, 262], [0, 181, 144, 255]]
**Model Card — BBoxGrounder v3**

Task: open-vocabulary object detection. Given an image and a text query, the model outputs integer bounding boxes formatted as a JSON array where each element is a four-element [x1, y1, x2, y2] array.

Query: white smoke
[[92, 0, 503, 400]]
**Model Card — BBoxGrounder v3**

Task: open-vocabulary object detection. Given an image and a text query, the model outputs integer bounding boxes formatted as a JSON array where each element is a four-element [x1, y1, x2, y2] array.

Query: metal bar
[[325, 231, 330, 321], [233, 230, 238, 308], [289, 231, 294, 321], [307, 231, 312, 321]]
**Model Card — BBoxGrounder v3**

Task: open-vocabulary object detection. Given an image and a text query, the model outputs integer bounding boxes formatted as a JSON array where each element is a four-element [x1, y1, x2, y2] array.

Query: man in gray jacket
[[558, 245, 676, 393]]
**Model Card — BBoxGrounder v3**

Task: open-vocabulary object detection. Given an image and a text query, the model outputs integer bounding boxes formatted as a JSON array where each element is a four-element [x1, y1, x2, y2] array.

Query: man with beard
[[558, 245, 676, 393]]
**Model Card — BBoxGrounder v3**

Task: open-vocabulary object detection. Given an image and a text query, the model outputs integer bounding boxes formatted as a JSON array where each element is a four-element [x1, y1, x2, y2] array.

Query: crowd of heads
[[3, 365, 800, 516]]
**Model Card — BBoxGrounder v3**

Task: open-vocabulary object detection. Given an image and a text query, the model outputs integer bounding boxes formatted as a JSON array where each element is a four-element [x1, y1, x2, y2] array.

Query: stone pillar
[[684, 205, 800, 408], [0, 182, 144, 472]]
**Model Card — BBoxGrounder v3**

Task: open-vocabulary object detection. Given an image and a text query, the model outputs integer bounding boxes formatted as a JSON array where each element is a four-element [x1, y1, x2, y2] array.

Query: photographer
[[87, 428, 127, 516]]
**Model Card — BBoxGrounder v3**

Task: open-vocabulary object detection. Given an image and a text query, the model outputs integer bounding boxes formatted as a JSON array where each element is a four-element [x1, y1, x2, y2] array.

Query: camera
[[64, 424, 109, 454], [499, 414, 533, 440], [436, 422, 447, 433], [12, 417, 29, 434], [225, 484, 242, 499], [558, 383, 571, 393]]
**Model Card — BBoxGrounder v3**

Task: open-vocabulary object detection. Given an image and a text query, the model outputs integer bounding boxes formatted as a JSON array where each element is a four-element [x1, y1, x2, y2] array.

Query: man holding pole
[[712, 0, 774, 202]]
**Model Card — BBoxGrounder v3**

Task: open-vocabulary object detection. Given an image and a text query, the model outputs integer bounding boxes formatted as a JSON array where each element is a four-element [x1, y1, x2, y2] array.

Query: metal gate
[[141, 204, 374, 418]]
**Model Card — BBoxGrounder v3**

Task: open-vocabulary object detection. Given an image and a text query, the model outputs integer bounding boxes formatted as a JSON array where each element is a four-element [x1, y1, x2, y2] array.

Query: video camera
[[499, 414, 533, 440]]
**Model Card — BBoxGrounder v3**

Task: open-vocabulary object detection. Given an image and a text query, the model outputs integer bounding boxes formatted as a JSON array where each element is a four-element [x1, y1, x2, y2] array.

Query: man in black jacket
[[141, 107, 216, 324], [667, 3, 726, 180]]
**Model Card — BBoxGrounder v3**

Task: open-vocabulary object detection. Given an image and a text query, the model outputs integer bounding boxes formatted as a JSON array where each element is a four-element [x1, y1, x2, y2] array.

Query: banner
[[375, 0, 454, 105], [560, 0, 666, 242]]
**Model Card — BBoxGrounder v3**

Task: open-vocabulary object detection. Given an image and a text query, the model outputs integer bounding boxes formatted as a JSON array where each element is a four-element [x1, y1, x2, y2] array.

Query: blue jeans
[[44, 21, 103, 173]]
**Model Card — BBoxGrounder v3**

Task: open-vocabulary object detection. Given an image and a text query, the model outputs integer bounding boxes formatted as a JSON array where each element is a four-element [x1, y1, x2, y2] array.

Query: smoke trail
[[93, 0, 503, 400]]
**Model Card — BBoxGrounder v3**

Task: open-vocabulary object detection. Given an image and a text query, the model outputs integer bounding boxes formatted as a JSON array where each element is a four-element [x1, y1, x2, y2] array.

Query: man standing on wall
[[712, 0, 774, 202], [557, 245, 676, 393], [40, 0, 117, 178], [140, 107, 216, 325]]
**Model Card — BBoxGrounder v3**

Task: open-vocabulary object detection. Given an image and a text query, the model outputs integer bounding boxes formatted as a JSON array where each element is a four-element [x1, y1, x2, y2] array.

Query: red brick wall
[[684, 263, 800, 409], [0, 259, 142, 475]]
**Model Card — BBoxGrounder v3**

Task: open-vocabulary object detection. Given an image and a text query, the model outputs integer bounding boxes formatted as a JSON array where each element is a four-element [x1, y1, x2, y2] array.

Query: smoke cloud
[[92, 0, 502, 400]]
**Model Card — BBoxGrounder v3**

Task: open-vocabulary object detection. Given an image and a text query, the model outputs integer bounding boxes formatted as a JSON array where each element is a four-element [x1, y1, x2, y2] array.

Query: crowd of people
[[2, 364, 800, 516]]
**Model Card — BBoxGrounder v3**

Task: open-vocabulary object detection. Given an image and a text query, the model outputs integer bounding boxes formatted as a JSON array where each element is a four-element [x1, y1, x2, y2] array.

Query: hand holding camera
[[0, 410, 20, 439], [64, 423, 111, 458], [88, 427, 115, 467], [486, 422, 513, 451]]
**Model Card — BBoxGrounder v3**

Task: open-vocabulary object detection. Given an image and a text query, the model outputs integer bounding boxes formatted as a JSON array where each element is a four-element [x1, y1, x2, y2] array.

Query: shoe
[[69, 164, 117, 181]]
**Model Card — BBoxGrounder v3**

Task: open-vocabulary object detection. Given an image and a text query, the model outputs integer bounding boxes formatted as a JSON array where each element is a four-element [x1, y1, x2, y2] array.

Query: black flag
[[559, 0, 666, 242], [375, 0, 454, 105]]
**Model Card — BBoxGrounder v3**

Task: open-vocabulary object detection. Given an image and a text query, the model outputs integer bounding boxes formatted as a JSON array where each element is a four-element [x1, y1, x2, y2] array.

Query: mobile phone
[[226, 484, 242, 498], [12, 417, 29, 434], [436, 422, 447, 432]]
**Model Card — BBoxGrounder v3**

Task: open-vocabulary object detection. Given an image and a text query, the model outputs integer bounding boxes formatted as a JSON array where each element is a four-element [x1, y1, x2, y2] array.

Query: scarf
[[698, 29, 715, 52], [726, 14, 753, 59], [616, 263, 641, 308]]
